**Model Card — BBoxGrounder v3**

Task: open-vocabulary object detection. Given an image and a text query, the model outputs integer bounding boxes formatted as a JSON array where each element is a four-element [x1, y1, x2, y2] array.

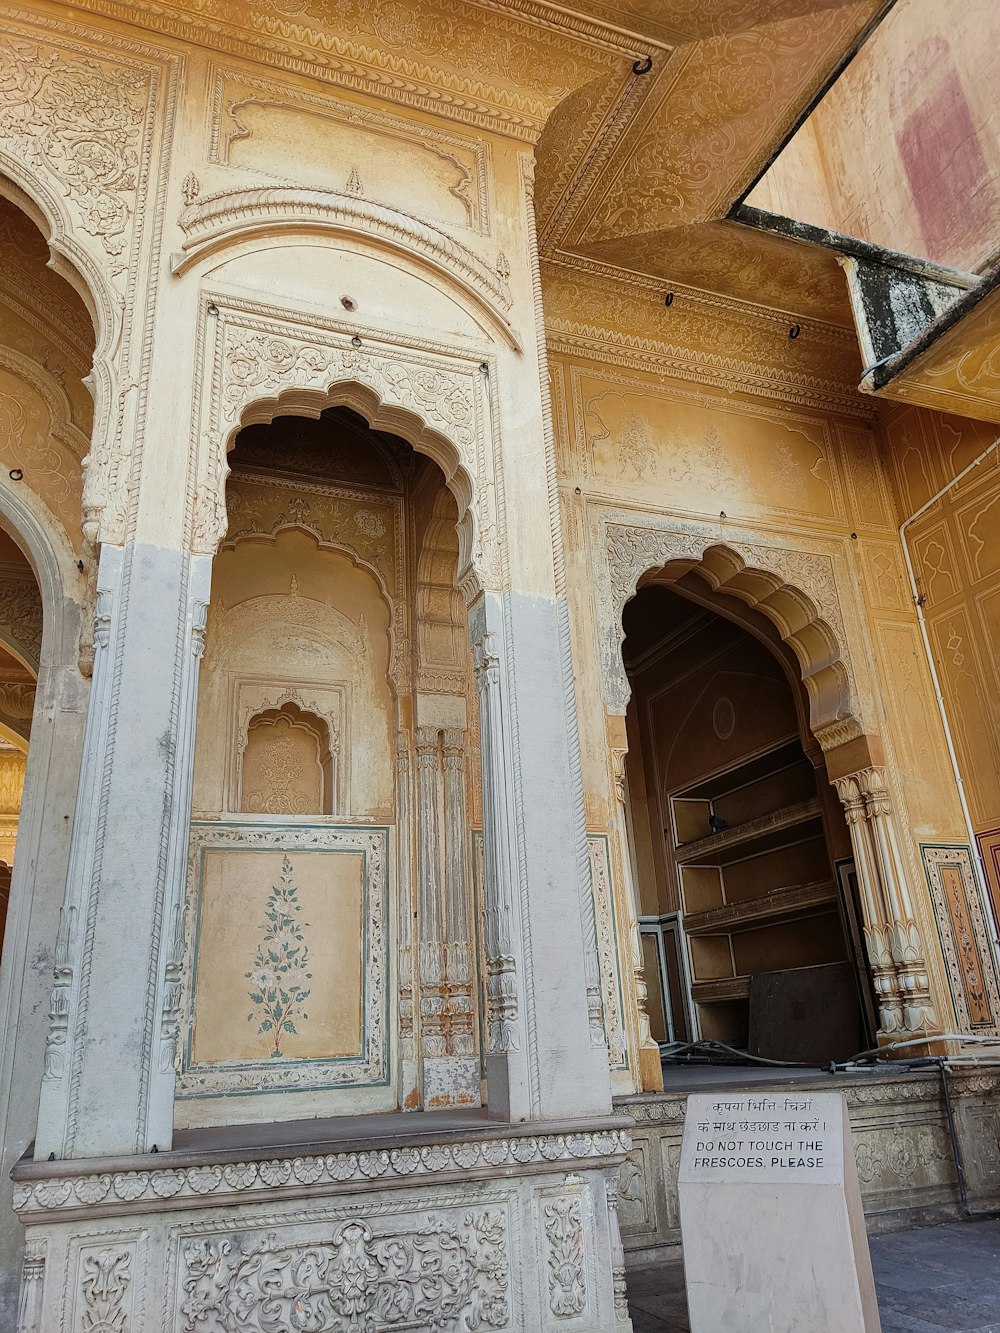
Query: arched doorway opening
[[621, 578, 875, 1065], [0, 530, 40, 960], [177, 403, 482, 1128], [0, 188, 95, 966]]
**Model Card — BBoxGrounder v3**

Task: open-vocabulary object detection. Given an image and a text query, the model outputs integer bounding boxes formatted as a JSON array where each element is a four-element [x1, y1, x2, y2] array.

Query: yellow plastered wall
[[547, 262, 975, 1046], [880, 404, 1000, 922]]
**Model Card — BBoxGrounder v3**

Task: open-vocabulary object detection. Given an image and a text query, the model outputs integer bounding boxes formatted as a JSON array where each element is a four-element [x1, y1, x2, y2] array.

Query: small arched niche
[[239, 701, 335, 816]]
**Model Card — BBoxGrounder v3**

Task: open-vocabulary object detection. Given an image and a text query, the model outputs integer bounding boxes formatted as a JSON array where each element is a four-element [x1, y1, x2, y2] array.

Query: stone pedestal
[[678, 1091, 880, 1333], [13, 1116, 634, 1333]]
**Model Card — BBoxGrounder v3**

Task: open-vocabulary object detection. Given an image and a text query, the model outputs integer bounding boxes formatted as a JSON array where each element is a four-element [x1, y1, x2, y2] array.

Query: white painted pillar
[[470, 593, 613, 1122], [33, 542, 212, 1159]]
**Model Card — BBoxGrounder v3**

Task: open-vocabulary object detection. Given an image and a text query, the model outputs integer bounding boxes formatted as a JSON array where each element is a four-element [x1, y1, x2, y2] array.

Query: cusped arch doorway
[[621, 581, 876, 1066]]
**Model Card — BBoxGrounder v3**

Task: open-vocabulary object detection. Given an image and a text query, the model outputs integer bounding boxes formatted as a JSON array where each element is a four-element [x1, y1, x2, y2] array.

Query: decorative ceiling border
[[541, 248, 858, 339], [546, 323, 873, 421], [45, 0, 636, 141]]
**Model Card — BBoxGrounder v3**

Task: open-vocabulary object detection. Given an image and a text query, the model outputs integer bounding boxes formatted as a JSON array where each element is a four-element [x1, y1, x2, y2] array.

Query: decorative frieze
[[11, 1127, 631, 1218]]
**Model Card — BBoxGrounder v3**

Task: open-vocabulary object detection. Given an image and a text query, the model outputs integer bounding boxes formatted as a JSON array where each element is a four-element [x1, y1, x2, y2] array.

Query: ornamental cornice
[[11, 1126, 632, 1220], [39, 0, 631, 142], [174, 186, 518, 347], [546, 324, 873, 420], [542, 249, 859, 340]]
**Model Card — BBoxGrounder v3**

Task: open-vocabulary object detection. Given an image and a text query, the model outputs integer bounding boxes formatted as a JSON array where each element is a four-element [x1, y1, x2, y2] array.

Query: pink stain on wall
[[893, 37, 996, 263]]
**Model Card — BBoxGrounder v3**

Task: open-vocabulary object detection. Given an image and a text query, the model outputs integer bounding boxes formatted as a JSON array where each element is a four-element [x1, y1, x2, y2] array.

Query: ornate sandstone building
[[0, 0, 999, 1328]]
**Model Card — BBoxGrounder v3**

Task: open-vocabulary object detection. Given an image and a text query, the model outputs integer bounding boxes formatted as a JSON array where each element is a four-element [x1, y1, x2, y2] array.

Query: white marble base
[[678, 1092, 880, 1332], [13, 1116, 634, 1332]]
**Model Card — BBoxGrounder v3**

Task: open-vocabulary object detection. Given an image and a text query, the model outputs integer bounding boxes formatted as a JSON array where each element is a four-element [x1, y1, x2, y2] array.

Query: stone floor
[[626, 1216, 1000, 1332]]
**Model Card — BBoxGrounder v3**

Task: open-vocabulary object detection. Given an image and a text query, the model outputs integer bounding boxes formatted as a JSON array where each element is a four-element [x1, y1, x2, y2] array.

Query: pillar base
[[13, 1114, 634, 1332], [638, 1045, 664, 1093]]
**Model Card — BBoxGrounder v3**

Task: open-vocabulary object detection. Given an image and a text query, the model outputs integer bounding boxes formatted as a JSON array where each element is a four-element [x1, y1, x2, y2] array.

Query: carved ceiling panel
[[578, 220, 854, 325], [542, 1, 884, 248], [55, 0, 886, 331]]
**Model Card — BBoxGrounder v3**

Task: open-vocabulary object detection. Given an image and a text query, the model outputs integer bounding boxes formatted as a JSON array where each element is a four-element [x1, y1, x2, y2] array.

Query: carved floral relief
[[179, 1211, 509, 1333], [0, 37, 150, 277]]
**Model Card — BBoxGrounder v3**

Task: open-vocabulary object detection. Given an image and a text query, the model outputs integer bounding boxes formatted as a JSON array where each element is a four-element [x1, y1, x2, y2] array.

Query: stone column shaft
[[396, 730, 418, 1109], [34, 543, 212, 1158], [415, 726, 446, 1067], [442, 728, 475, 1061], [833, 765, 937, 1037], [471, 593, 611, 1121]]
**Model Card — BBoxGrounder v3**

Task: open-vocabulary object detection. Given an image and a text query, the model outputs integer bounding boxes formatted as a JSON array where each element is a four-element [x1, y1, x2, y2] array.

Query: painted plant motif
[[246, 855, 313, 1057]]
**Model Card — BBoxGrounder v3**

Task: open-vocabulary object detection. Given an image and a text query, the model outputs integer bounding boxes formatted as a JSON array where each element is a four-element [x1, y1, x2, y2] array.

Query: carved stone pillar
[[415, 725, 447, 1087], [15, 1237, 44, 1333], [33, 544, 213, 1158], [833, 765, 938, 1036], [470, 594, 612, 1121], [395, 730, 419, 1110], [442, 727, 479, 1100], [611, 742, 663, 1092], [415, 724, 480, 1107]]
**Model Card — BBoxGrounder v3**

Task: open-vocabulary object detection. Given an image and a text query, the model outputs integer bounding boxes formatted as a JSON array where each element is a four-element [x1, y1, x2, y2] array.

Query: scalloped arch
[[0, 162, 114, 375], [0, 163, 117, 550], [216, 380, 478, 594], [220, 522, 404, 694], [608, 532, 861, 746]]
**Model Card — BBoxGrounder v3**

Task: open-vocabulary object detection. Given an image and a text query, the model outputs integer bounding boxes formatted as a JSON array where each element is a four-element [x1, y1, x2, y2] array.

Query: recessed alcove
[[621, 580, 873, 1063]]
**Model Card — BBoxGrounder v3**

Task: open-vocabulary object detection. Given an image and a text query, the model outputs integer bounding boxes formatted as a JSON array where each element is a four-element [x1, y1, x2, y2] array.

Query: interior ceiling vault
[[63, 0, 887, 324]]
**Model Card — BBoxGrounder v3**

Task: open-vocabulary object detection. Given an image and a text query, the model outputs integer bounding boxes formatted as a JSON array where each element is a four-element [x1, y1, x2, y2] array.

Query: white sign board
[[678, 1091, 881, 1333], [679, 1090, 841, 1185]]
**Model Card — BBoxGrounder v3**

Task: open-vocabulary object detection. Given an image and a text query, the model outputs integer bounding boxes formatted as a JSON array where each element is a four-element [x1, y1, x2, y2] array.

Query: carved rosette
[[833, 766, 938, 1036]]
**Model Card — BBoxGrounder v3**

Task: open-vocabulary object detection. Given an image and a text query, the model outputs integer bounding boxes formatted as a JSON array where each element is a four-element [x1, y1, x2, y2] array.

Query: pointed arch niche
[[179, 403, 482, 1129], [601, 523, 943, 1059]]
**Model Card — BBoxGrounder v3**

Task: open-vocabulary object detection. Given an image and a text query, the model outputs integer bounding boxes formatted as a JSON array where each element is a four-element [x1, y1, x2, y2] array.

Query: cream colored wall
[[547, 259, 984, 1046], [749, 0, 1000, 270], [193, 525, 395, 820]]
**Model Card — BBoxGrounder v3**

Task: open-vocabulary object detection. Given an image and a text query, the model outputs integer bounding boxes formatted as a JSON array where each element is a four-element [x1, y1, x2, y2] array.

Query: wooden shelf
[[675, 737, 803, 802], [683, 880, 837, 937], [690, 976, 751, 1004], [673, 797, 823, 865]]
